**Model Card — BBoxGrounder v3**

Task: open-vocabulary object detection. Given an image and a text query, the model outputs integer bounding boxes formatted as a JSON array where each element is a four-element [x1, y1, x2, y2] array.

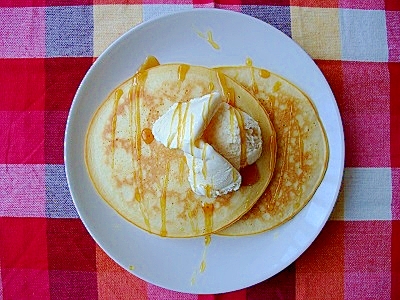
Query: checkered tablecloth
[[1, 0, 399, 299]]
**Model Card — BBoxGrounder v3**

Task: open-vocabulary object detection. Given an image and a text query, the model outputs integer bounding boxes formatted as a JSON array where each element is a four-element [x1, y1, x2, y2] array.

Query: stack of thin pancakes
[[85, 57, 328, 238]]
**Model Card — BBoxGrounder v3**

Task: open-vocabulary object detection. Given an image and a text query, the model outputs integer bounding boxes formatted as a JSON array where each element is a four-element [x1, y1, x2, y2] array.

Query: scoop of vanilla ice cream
[[184, 140, 241, 198], [203, 102, 262, 170], [152, 92, 262, 198], [152, 92, 242, 198]]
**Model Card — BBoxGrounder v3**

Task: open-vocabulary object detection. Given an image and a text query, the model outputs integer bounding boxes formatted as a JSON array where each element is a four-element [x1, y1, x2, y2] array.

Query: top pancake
[[85, 64, 276, 238], [216, 66, 329, 236]]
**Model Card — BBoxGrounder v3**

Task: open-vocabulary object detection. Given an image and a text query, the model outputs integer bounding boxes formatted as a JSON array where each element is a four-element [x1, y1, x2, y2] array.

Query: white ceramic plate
[[65, 8, 344, 294]]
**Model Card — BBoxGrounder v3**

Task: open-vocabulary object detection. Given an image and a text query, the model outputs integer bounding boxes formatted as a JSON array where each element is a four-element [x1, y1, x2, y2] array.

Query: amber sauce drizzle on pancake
[[160, 162, 171, 237], [111, 89, 124, 169], [135, 58, 158, 147], [246, 58, 259, 94], [136, 55, 160, 73], [180, 103, 191, 148], [166, 65, 191, 149], [141, 128, 154, 144], [189, 115, 197, 189], [270, 116, 290, 210], [179, 157, 186, 184], [203, 203, 214, 236], [178, 64, 190, 82], [234, 109, 247, 168], [296, 122, 304, 168], [240, 163, 260, 186], [200, 202, 214, 273], [269, 135, 276, 171], [166, 103, 188, 148], [130, 56, 159, 231], [130, 71, 151, 229], [228, 107, 240, 181], [259, 69, 270, 79], [217, 71, 235, 106], [133, 73, 145, 201], [166, 105, 179, 148], [176, 103, 189, 148], [208, 82, 214, 92], [273, 81, 282, 92]]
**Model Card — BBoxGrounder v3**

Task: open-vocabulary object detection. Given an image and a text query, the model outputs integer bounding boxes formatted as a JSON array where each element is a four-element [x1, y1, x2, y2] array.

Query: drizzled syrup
[[160, 162, 170, 237], [141, 128, 154, 144], [246, 58, 259, 94], [200, 202, 214, 273], [202, 202, 214, 235], [178, 64, 190, 82], [240, 163, 260, 186], [259, 69, 270, 78], [129, 71, 151, 229], [136, 55, 160, 73], [234, 109, 247, 167], [111, 88, 124, 169], [217, 71, 235, 106]]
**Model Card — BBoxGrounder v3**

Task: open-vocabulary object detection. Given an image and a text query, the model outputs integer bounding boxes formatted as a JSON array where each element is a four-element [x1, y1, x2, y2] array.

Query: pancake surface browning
[[216, 66, 328, 235], [85, 64, 276, 238]]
